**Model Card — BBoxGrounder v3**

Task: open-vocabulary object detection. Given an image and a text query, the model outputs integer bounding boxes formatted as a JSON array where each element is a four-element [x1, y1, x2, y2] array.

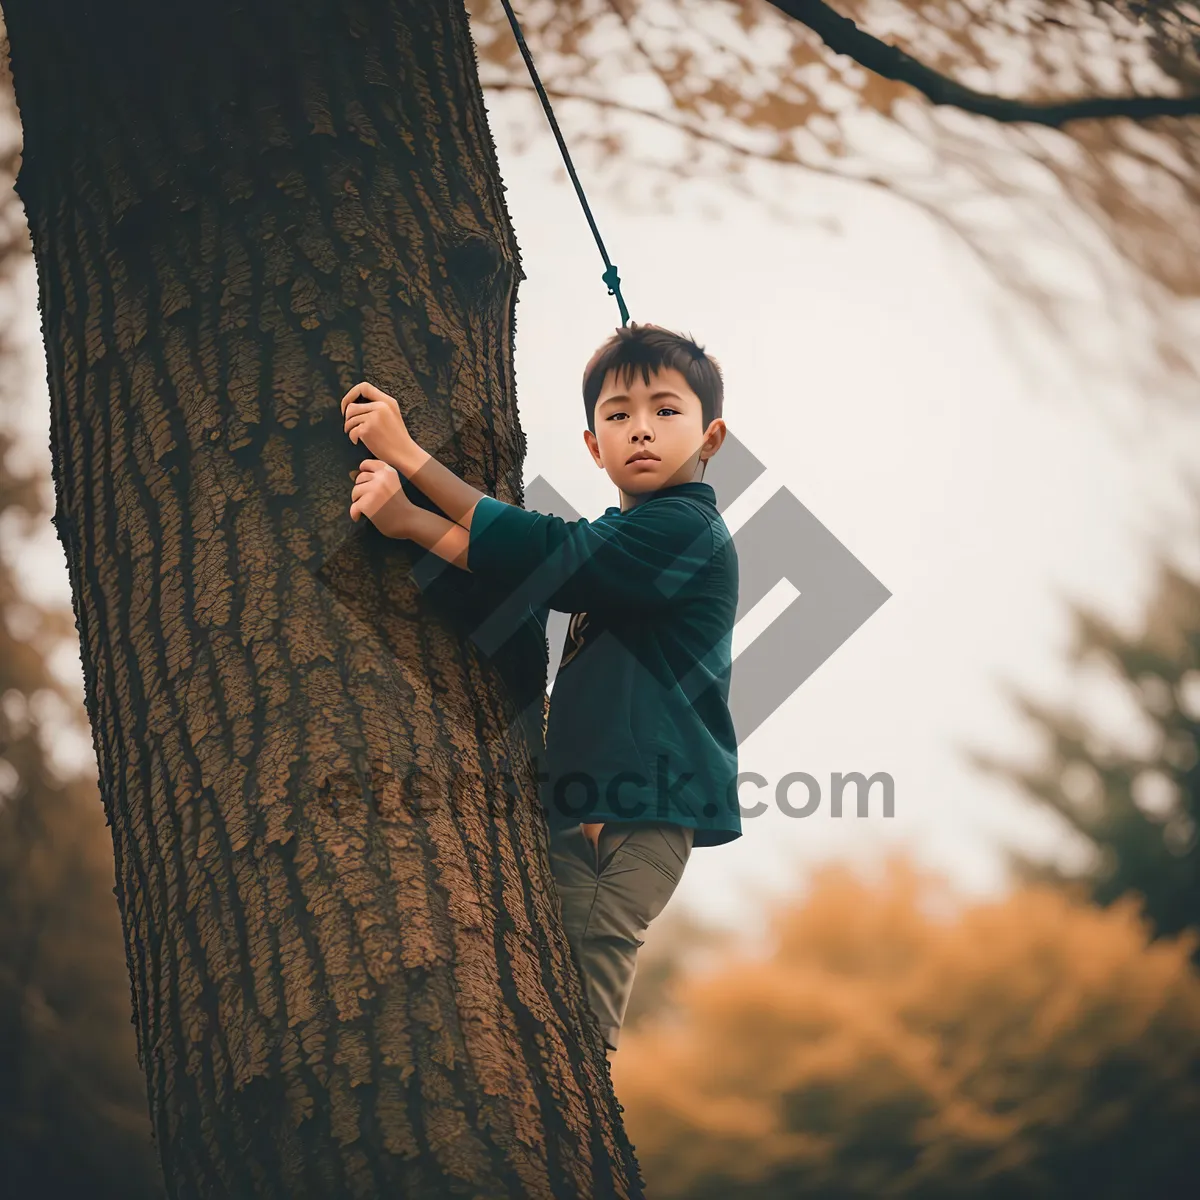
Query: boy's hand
[[341, 381, 414, 470], [349, 459, 414, 539]]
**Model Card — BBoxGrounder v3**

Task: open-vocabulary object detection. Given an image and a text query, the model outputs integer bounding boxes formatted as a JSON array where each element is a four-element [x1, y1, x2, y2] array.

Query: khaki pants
[[548, 820, 694, 1052]]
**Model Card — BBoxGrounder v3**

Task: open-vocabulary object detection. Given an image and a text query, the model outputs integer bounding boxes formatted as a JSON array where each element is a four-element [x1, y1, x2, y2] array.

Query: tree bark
[[2, 1, 642, 1196]]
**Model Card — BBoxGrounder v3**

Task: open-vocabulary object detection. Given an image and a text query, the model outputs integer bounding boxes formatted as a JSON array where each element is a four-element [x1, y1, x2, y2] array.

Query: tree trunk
[[2, 2, 643, 1196]]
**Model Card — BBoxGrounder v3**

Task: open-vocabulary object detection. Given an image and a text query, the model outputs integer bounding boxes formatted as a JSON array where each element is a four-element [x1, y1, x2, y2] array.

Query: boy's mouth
[[627, 451, 660, 465]]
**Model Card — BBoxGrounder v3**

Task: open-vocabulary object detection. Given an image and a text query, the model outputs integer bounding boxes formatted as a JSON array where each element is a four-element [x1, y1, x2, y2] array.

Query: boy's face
[[583, 366, 725, 502]]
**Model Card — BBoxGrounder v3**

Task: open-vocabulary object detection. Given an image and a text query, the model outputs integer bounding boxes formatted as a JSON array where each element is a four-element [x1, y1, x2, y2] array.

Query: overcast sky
[[3, 82, 1199, 942]]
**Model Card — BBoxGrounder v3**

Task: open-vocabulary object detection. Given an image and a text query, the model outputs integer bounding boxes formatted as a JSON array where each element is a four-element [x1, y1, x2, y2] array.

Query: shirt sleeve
[[413, 542, 546, 647], [466, 494, 715, 614]]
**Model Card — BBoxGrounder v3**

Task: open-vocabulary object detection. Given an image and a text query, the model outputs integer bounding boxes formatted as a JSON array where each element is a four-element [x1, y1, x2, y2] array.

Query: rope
[[497, 0, 631, 327]]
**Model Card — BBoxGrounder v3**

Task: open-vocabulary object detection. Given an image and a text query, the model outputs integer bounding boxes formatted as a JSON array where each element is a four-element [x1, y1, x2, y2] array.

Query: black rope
[[498, 0, 631, 327]]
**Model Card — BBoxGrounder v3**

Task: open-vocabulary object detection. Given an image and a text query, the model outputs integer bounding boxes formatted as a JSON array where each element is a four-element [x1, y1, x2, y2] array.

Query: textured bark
[[2, 1, 643, 1196]]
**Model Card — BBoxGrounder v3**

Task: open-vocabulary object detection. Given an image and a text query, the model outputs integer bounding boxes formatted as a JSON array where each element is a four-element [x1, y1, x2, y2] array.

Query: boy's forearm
[[394, 440, 487, 531], [401, 505, 471, 572]]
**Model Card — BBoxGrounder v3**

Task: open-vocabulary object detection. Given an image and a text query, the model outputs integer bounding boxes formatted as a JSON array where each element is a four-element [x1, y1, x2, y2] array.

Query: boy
[[342, 322, 741, 1057]]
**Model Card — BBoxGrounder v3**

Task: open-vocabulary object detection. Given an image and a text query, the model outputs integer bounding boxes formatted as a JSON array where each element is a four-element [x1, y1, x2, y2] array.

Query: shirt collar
[[606, 481, 716, 514]]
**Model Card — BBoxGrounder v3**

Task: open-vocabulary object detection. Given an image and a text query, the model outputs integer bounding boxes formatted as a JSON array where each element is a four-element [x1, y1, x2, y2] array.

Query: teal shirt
[[466, 481, 741, 848]]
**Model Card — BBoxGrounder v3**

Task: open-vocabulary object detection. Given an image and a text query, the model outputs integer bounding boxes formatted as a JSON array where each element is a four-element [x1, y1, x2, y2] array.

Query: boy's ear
[[583, 428, 604, 468], [700, 418, 727, 464]]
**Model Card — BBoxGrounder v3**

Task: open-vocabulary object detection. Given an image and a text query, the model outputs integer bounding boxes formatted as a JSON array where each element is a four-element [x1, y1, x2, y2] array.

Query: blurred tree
[[0, 625, 166, 1200], [968, 553, 1200, 960], [613, 859, 1200, 1198], [0, 41, 162, 1199]]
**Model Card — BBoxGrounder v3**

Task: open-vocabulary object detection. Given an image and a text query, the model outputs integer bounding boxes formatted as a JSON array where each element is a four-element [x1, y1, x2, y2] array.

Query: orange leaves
[[615, 858, 1200, 1197]]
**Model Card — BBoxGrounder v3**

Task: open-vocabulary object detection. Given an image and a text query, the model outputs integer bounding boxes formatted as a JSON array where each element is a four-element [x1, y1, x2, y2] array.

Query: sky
[[3, 80, 1199, 942]]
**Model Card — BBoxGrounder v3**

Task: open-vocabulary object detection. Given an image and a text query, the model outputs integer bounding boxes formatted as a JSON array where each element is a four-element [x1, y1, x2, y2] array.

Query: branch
[[766, 0, 1200, 127], [479, 77, 1019, 283], [481, 78, 797, 165]]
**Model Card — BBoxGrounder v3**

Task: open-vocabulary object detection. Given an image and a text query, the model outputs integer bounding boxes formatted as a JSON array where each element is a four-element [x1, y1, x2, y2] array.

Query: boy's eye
[[607, 408, 678, 420]]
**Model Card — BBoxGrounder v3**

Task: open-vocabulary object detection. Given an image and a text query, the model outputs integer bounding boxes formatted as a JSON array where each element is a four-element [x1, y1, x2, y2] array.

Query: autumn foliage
[[613, 860, 1200, 1199]]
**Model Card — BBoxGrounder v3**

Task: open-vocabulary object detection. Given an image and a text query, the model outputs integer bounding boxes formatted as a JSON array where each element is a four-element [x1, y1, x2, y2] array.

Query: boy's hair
[[581, 322, 724, 438]]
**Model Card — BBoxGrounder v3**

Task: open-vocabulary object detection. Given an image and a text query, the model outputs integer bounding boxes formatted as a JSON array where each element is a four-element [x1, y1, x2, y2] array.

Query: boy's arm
[[464, 494, 715, 614], [395, 440, 488, 532], [381, 424, 715, 611], [342, 383, 489, 529], [403, 505, 472, 571]]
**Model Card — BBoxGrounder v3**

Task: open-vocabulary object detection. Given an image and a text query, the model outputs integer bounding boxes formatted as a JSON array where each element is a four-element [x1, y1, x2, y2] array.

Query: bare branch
[[481, 77, 797, 164], [483, 74, 1048, 272], [766, 0, 1200, 126]]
